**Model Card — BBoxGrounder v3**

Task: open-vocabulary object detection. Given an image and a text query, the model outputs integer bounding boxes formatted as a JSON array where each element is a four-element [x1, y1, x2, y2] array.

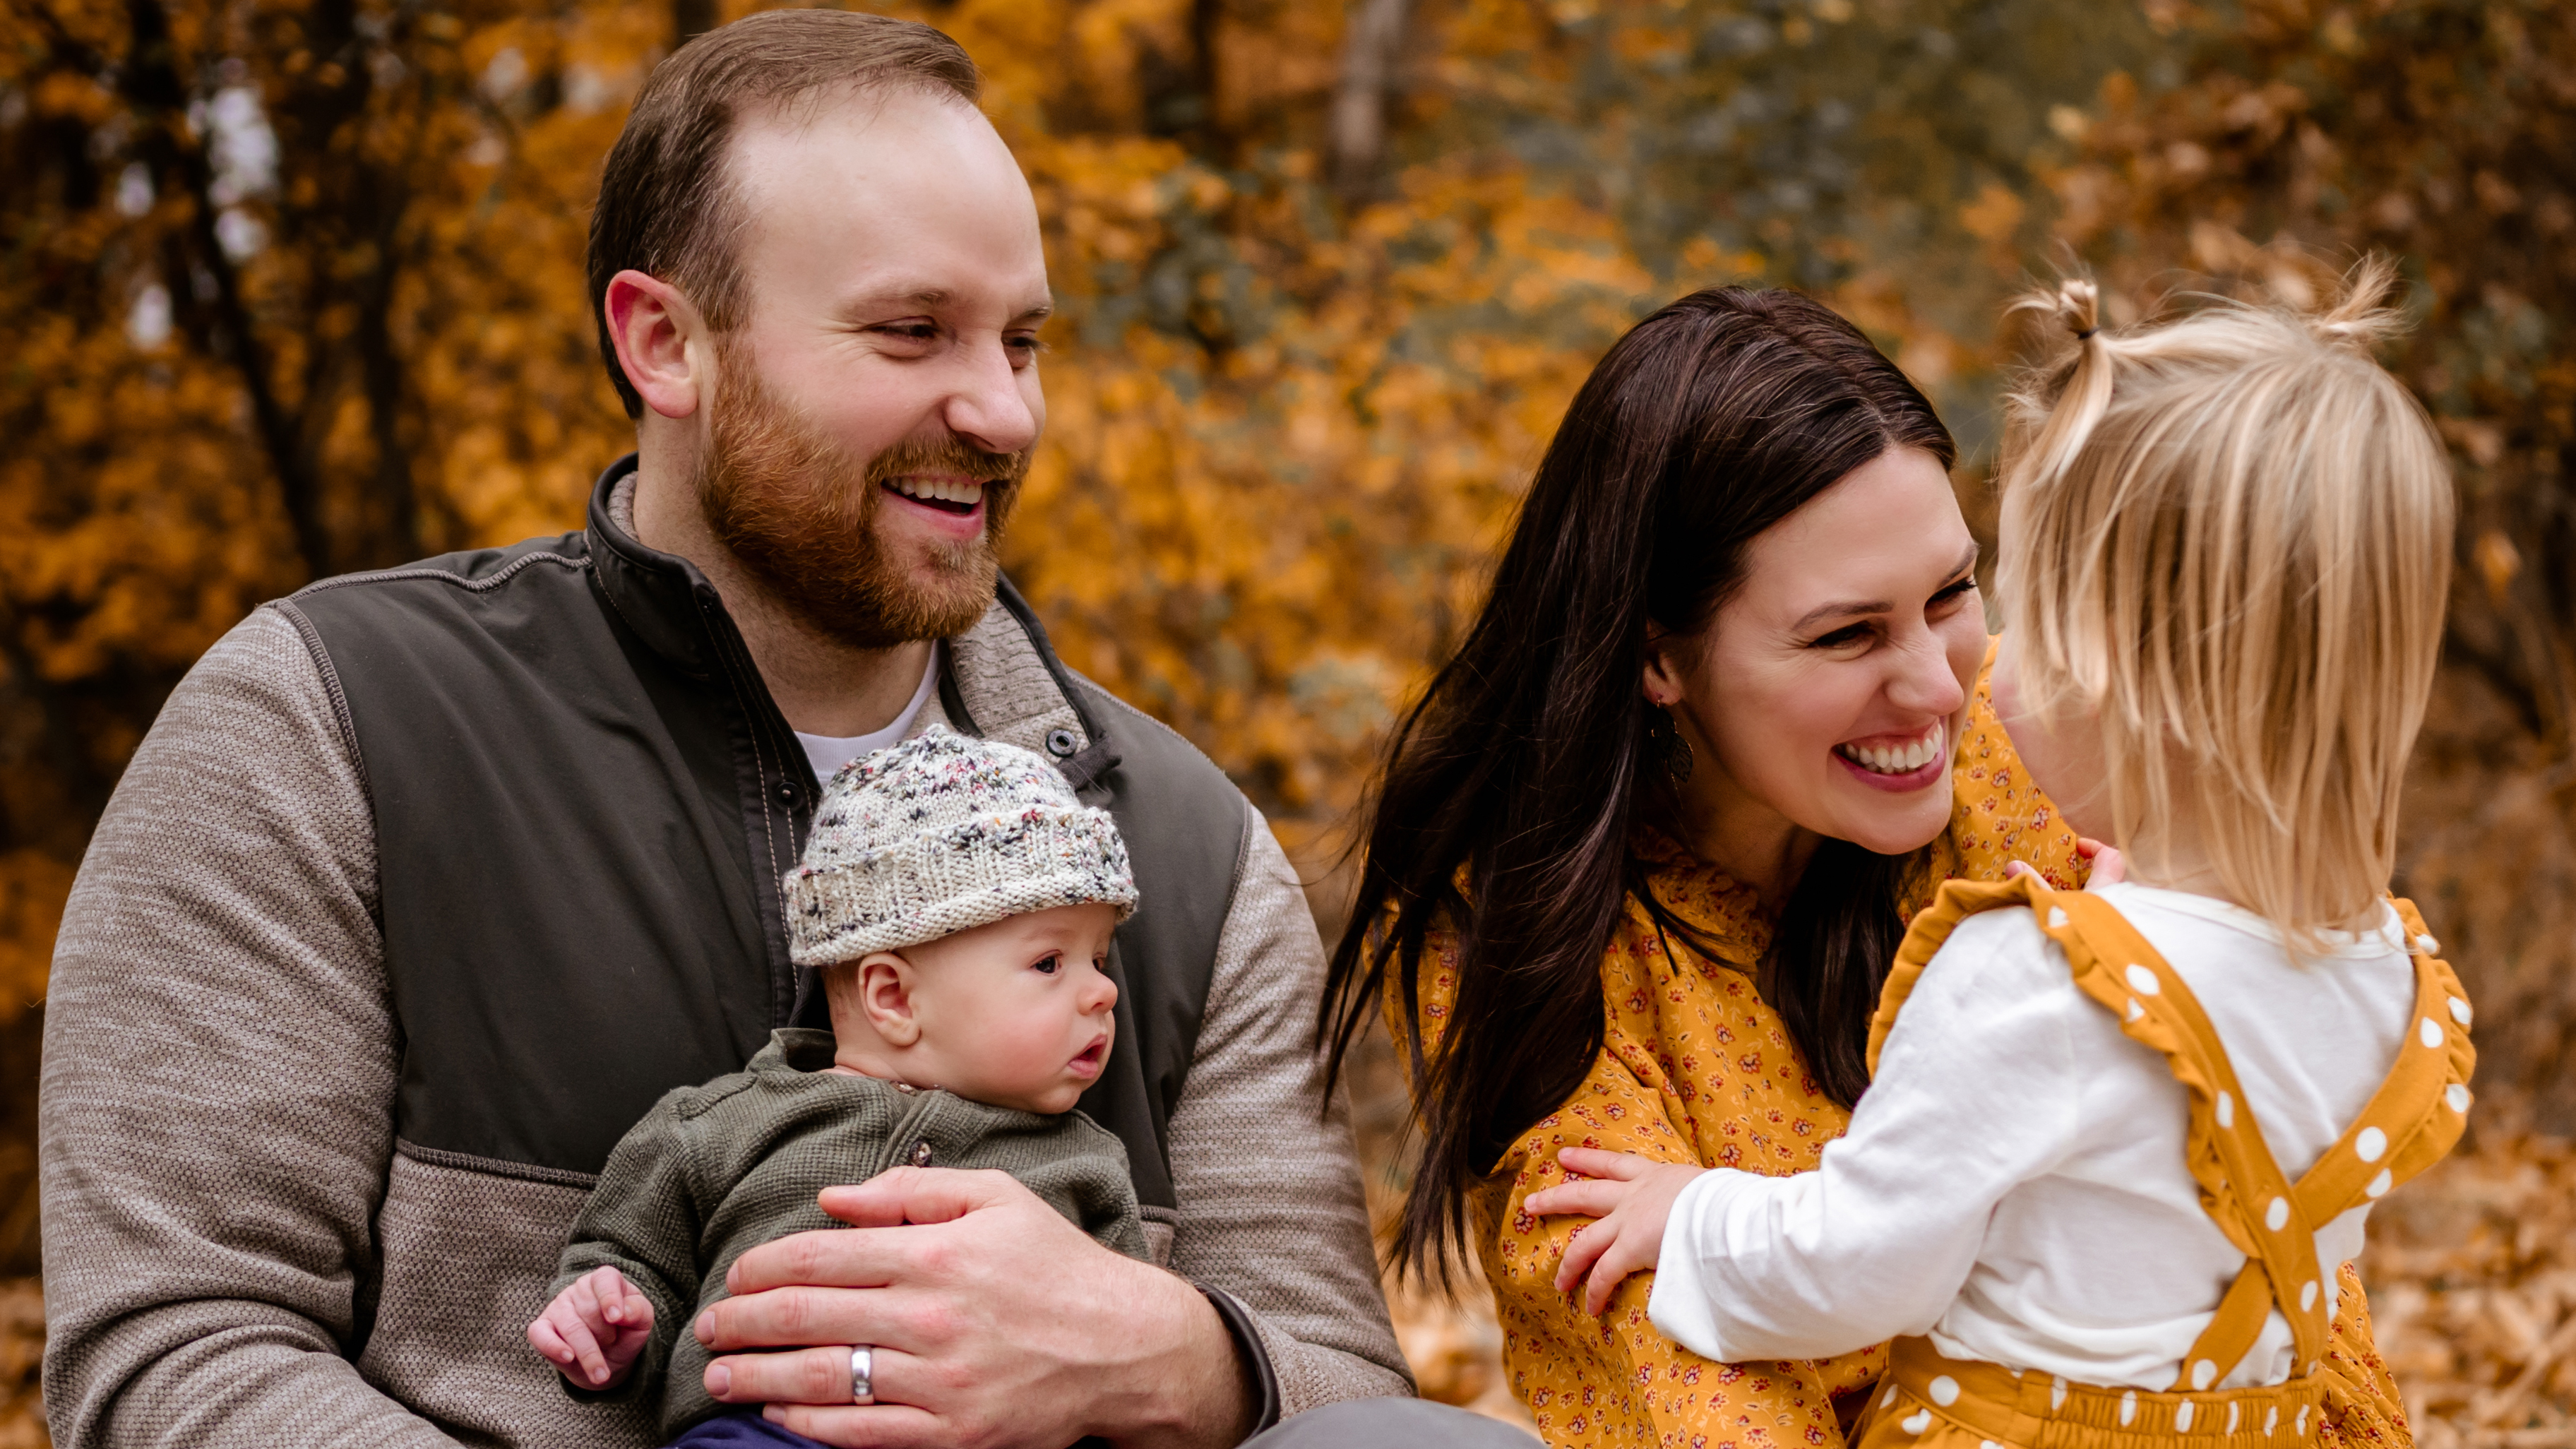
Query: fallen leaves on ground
[[2365, 1135, 2576, 1449]]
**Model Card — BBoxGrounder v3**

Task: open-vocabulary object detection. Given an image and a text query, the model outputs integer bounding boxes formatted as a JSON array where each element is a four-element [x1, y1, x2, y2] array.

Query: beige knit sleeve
[[1161, 802, 1413, 1421], [38, 606, 458, 1448]]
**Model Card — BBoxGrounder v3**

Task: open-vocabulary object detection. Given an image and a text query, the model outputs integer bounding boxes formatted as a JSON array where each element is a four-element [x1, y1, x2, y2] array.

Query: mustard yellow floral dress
[[1409, 648, 2414, 1449]]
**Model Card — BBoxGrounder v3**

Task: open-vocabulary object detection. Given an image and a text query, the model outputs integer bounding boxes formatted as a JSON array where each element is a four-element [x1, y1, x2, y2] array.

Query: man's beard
[[691, 345, 1027, 652]]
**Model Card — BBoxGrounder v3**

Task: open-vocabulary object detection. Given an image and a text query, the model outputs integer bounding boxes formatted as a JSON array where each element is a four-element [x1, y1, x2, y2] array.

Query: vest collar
[[585, 453, 724, 677]]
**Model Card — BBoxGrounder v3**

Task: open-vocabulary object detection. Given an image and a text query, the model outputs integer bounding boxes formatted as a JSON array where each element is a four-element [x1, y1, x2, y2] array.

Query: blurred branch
[[351, 28, 434, 567], [116, 0, 333, 580], [14, 0, 97, 72], [1191, 0, 1220, 113], [0, 602, 109, 835], [270, 0, 429, 571], [1330, 0, 1411, 204]]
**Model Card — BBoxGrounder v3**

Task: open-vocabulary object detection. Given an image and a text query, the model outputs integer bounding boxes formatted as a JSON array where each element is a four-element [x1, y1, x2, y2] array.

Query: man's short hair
[[587, 10, 982, 419]]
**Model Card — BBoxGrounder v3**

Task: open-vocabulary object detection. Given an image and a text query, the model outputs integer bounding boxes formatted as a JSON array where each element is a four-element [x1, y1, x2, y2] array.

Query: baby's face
[[890, 902, 1122, 1114]]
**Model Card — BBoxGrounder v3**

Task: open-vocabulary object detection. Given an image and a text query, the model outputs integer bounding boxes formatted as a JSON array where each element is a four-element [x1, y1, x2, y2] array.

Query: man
[[38, 12, 1532, 1448]]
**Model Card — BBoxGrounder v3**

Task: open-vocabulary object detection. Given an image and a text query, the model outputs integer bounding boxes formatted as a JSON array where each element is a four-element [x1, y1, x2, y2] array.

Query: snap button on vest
[[1046, 728, 1078, 758], [774, 780, 797, 806], [909, 1139, 934, 1168]]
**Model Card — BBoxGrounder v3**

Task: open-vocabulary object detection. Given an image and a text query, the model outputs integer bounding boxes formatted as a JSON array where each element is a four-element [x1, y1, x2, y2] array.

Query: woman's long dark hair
[[1323, 287, 1957, 1284]]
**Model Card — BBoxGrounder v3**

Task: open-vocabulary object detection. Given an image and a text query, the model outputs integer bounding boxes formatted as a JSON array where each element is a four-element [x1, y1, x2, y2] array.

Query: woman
[[1322, 288, 2412, 1447]]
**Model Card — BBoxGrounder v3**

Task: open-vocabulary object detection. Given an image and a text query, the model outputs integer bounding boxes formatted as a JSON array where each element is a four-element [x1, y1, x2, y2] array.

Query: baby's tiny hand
[[1523, 1147, 1707, 1317], [527, 1265, 657, 1389]]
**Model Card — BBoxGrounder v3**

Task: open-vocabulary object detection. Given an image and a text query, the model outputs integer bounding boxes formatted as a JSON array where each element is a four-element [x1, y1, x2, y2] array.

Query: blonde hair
[[1997, 259, 2453, 944]]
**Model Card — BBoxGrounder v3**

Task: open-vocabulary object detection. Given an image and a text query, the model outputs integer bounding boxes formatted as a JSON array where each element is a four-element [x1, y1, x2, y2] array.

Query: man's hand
[[528, 1265, 657, 1389], [696, 1167, 1253, 1449], [1522, 1147, 1707, 1317]]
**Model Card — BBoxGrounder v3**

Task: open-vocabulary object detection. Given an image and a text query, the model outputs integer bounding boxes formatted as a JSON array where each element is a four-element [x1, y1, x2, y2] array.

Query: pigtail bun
[[2058, 277, 2102, 344], [2310, 256, 2407, 354], [2005, 273, 2119, 530]]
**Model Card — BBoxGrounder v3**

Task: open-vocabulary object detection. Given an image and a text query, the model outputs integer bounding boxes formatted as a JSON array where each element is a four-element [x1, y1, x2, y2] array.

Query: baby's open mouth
[[1069, 1038, 1108, 1075], [1834, 720, 1945, 777]]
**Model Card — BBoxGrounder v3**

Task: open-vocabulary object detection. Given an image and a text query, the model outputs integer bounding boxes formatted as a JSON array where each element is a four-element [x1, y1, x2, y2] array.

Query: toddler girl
[[1528, 263, 2473, 1449]]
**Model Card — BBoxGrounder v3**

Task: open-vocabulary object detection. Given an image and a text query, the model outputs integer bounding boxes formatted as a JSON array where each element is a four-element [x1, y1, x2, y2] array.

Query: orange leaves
[[0, 854, 72, 1022], [31, 71, 114, 125], [3, 0, 2567, 1120], [2365, 1137, 2576, 1445], [1941, 169, 2027, 251]]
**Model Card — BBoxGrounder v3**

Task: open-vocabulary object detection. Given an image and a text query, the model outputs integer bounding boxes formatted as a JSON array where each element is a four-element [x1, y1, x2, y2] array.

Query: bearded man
[[37, 13, 1532, 1449]]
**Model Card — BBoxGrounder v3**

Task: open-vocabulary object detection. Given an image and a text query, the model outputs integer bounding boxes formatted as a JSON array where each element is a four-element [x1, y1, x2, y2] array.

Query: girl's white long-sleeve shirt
[[1646, 881, 2416, 1390]]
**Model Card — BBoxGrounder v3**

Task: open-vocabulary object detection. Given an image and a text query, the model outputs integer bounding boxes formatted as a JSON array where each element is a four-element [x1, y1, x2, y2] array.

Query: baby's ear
[[849, 952, 921, 1046]]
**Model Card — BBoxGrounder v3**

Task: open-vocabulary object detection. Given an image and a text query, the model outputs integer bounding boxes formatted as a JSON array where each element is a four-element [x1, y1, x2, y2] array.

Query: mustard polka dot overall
[[1847, 876, 2476, 1449]]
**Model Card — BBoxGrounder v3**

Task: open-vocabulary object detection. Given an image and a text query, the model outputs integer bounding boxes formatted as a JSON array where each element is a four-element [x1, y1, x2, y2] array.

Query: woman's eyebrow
[[1787, 544, 1981, 631], [1791, 597, 1890, 631]]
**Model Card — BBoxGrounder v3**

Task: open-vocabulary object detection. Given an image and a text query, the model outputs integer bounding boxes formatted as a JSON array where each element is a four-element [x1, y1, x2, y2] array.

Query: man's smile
[[883, 474, 989, 515]]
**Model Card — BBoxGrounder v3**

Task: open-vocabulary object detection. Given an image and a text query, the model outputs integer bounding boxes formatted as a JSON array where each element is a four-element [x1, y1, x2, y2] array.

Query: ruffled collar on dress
[[1628, 823, 1770, 970]]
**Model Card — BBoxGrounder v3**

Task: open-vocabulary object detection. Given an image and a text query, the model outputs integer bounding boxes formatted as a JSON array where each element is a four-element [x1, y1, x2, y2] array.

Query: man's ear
[[604, 268, 710, 421], [854, 952, 921, 1048]]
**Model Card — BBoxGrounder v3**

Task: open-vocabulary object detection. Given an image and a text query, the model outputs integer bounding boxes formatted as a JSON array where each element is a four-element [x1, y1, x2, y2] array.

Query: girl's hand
[[528, 1264, 657, 1388], [1522, 1147, 1707, 1317], [2074, 836, 2125, 884], [2004, 837, 2125, 888]]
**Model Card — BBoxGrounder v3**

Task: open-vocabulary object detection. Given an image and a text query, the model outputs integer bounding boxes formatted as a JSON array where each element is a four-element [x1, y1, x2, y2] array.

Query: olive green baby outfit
[[549, 1027, 1149, 1438]]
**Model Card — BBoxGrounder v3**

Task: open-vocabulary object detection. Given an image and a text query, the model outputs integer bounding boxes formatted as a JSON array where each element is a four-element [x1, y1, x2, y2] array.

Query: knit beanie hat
[[785, 724, 1138, 967]]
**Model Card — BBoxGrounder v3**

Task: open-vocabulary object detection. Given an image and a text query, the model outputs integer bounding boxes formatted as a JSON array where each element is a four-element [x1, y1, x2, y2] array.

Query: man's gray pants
[[1241, 1398, 1542, 1446]]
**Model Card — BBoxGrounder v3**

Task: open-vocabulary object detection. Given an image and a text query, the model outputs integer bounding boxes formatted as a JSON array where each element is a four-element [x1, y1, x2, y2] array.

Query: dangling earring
[[1645, 704, 1695, 785]]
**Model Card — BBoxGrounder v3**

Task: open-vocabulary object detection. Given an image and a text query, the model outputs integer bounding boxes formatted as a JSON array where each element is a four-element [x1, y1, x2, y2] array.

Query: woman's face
[[1646, 446, 1988, 859]]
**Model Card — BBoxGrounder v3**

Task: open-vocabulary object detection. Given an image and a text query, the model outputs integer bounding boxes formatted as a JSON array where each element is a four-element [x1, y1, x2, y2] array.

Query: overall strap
[[1867, 876, 2037, 1077], [2037, 888, 2328, 1385], [1872, 878, 2478, 1393], [2038, 887, 2476, 1391]]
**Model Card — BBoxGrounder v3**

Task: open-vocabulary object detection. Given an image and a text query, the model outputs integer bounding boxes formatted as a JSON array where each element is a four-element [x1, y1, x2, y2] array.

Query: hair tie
[[2074, 327, 2099, 340]]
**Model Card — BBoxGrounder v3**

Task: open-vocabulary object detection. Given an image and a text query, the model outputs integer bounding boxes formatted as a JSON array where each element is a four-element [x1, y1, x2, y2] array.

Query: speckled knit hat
[[785, 724, 1138, 966]]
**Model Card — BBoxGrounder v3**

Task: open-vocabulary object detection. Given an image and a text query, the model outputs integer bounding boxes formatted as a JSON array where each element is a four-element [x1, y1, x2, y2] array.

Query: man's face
[[693, 88, 1051, 648]]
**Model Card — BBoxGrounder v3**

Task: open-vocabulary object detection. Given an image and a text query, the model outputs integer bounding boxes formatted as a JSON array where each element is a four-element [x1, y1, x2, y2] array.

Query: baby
[[525, 725, 1149, 1447], [1530, 263, 2474, 1449]]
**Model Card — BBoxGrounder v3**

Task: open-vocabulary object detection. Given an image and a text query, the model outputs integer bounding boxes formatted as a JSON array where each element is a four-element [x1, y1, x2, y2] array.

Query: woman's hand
[[1522, 1147, 1708, 1317]]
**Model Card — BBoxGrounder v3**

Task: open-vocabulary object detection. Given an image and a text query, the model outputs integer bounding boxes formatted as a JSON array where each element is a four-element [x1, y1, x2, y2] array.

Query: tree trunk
[[119, 0, 335, 580], [1330, 0, 1412, 204]]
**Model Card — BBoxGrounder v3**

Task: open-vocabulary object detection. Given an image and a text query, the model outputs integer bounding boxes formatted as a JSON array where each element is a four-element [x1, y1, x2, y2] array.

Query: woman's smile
[[1832, 720, 1948, 792]]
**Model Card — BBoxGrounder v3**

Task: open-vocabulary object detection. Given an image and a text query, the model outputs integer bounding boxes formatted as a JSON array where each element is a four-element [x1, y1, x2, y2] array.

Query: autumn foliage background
[[5, 0, 2575, 1442]]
